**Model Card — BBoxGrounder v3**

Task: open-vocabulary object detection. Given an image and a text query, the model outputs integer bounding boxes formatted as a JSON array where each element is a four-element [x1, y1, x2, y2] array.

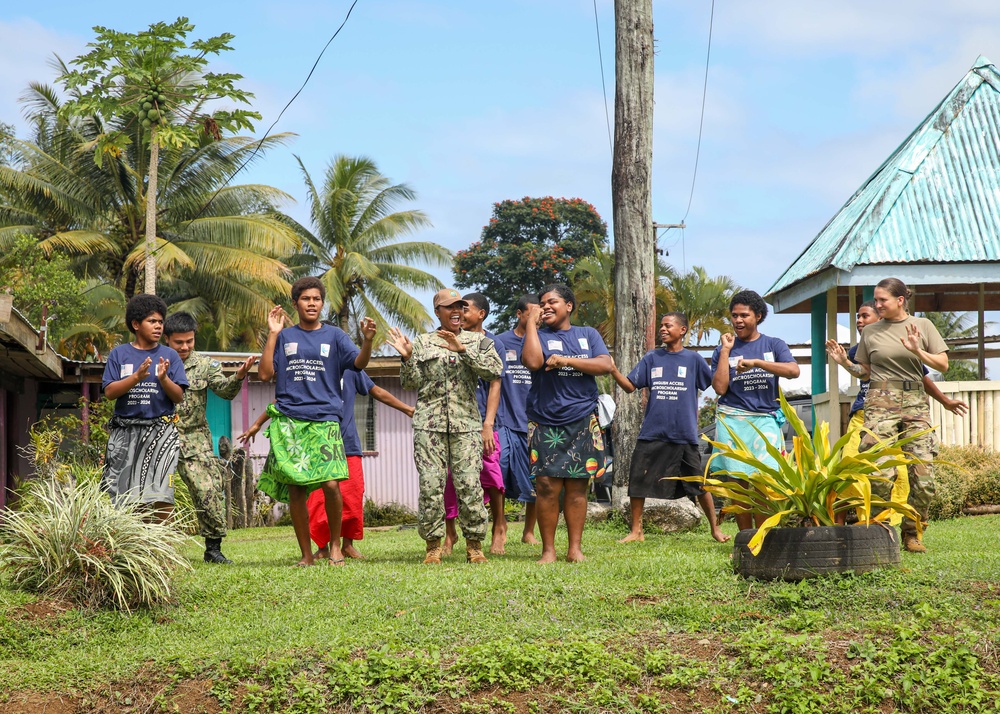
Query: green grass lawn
[[2, 516, 999, 713]]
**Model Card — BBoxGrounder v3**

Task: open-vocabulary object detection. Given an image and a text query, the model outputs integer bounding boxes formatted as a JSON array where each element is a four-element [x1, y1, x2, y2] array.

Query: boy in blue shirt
[[611, 313, 728, 543], [102, 294, 188, 520]]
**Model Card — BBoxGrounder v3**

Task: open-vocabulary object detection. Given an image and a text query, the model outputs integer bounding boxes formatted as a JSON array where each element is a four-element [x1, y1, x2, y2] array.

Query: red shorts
[[307, 455, 364, 547]]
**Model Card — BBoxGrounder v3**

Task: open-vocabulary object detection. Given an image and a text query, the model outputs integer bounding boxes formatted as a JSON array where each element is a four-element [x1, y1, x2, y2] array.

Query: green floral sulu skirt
[[528, 412, 606, 481]]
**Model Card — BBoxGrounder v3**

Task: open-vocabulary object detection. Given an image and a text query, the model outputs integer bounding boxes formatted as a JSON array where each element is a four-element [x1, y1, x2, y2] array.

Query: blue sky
[[4, 0, 1000, 345]]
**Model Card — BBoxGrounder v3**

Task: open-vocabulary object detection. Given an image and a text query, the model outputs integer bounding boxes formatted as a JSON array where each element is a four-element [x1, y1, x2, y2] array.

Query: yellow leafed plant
[[675, 391, 929, 556]]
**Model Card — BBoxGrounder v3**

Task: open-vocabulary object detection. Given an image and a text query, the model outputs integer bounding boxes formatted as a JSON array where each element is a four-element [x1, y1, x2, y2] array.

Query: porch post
[[810, 295, 826, 426], [826, 287, 841, 442], [978, 284, 986, 380]]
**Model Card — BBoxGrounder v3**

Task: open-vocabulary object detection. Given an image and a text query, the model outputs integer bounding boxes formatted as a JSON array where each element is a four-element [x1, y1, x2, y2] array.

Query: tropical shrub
[[930, 445, 1000, 519], [0, 479, 191, 611], [682, 392, 926, 555]]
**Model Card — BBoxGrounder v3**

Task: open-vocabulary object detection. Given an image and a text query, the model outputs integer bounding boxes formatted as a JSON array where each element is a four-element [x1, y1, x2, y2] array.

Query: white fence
[[930, 381, 1000, 449]]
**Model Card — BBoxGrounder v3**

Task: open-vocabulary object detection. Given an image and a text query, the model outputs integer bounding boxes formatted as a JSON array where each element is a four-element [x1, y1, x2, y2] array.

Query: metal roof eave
[[769, 262, 1000, 313]]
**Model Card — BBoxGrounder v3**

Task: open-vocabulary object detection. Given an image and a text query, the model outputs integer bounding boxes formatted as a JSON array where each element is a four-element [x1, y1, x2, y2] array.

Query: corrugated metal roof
[[767, 56, 1000, 298]]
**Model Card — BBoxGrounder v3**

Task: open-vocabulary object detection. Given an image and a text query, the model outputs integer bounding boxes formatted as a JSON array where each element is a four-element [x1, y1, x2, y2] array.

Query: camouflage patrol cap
[[433, 288, 467, 309]]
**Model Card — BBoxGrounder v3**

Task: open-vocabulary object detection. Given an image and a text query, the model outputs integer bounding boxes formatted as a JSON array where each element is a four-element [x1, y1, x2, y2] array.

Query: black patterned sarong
[[101, 415, 180, 506]]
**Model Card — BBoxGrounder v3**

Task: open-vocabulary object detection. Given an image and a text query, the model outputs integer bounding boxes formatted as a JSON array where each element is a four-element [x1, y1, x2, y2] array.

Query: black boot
[[204, 537, 233, 564]]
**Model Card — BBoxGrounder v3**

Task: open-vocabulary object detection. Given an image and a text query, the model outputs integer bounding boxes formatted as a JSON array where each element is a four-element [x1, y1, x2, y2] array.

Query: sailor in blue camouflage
[[389, 290, 503, 561]]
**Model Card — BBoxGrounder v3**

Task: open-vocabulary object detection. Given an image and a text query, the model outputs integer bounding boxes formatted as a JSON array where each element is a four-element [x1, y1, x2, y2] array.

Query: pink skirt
[[444, 431, 504, 519]]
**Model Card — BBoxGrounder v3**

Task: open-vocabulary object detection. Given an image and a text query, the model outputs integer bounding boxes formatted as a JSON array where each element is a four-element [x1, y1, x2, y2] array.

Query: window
[[353, 393, 377, 452]]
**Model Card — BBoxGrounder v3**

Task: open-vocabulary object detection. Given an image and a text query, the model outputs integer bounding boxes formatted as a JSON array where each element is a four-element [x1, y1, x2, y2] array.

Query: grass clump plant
[[0, 479, 191, 611]]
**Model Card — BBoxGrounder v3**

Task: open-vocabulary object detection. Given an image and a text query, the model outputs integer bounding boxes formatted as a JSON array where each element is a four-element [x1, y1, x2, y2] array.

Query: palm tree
[[0, 82, 301, 349], [666, 266, 740, 345], [570, 242, 674, 348], [293, 155, 450, 342]]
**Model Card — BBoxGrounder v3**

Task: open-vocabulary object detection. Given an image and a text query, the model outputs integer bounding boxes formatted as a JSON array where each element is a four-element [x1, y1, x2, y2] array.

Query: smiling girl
[[710, 290, 800, 532], [522, 283, 613, 564]]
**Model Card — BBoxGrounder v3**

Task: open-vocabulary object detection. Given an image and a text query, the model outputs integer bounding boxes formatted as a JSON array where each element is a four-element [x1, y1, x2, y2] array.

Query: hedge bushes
[[929, 446, 1000, 520]]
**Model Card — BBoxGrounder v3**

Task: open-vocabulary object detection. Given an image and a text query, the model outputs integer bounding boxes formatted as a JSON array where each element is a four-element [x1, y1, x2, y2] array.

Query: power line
[[681, 0, 714, 223], [592, 0, 613, 152]]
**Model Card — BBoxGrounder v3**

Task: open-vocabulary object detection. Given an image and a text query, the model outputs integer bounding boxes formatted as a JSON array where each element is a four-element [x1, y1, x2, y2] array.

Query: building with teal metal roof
[[765, 56, 1000, 442]]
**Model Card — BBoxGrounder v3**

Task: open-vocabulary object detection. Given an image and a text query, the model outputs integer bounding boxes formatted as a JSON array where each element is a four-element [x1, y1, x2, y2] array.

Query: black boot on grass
[[204, 537, 233, 564]]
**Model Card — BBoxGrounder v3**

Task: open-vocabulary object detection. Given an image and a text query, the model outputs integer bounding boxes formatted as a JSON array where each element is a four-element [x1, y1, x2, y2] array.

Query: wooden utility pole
[[611, 0, 655, 510]]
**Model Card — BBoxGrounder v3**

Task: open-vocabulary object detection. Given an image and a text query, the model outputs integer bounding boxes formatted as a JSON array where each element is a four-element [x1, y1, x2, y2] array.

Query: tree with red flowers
[[453, 197, 608, 328]]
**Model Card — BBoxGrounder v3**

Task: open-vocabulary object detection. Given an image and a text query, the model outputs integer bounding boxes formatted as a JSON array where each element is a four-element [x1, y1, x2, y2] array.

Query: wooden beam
[[979, 284, 986, 380]]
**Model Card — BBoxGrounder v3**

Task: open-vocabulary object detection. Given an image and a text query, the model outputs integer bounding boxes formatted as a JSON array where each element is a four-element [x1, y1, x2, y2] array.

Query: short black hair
[[163, 311, 198, 336], [462, 292, 490, 316], [729, 290, 768, 324], [516, 293, 539, 313], [292, 276, 325, 303], [858, 300, 877, 312], [662, 312, 689, 328], [125, 294, 168, 334], [539, 283, 575, 314]]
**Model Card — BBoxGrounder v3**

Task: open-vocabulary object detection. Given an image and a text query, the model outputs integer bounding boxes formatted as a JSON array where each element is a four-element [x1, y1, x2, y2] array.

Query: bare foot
[[295, 557, 314, 567], [343, 543, 364, 559], [618, 532, 645, 543], [711, 529, 731, 543], [522, 533, 540, 545], [442, 537, 455, 556], [489, 529, 507, 555], [314, 547, 330, 560], [537, 550, 558, 564], [565, 550, 586, 563]]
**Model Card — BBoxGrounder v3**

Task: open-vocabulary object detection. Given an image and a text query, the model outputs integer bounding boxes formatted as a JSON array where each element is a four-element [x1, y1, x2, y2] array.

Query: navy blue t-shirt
[[526, 325, 610, 426], [274, 324, 360, 421], [711, 334, 795, 414], [340, 369, 376, 456], [475, 331, 503, 422], [628, 348, 712, 444], [848, 344, 926, 415], [103, 343, 189, 419], [495, 330, 532, 433]]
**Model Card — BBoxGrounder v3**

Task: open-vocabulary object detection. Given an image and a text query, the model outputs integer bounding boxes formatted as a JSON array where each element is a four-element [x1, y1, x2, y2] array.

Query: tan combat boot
[[902, 534, 927, 553], [423, 538, 443, 564], [466, 539, 488, 564]]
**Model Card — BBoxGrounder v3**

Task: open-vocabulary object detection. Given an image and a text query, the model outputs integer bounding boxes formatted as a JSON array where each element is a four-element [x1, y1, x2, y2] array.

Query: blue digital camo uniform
[[175, 351, 243, 539], [401, 330, 503, 542]]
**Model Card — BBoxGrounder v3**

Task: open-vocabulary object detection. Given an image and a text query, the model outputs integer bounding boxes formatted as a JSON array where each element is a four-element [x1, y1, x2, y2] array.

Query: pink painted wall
[[230, 378, 420, 510]]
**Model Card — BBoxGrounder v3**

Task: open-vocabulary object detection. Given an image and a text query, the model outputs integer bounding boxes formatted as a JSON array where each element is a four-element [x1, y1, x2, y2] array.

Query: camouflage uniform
[[401, 330, 503, 542], [858, 382, 938, 536], [176, 351, 243, 539]]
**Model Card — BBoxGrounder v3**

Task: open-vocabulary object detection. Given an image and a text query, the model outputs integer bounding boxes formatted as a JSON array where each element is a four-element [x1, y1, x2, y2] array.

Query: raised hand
[[436, 329, 466, 353], [386, 327, 413, 360], [525, 302, 543, 326], [901, 323, 923, 353], [825, 339, 848, 365], [134, 356, 152, 381], [156, 356, 170, 381], [267, 305, 287, 334], [236, 354, 258, 380], [720, 333, 735, 351], [358, 317, 377, 341]]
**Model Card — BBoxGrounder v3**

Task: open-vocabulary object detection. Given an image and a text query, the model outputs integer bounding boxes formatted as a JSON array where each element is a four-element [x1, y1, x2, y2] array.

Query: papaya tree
[[57, 17, 261, 294]]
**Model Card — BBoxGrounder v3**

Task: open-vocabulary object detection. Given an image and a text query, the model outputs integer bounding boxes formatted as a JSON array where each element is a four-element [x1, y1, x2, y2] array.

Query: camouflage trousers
[[413, 429, 488, 542], [177, 456, 229, 539], [858, 384, 938, 536]]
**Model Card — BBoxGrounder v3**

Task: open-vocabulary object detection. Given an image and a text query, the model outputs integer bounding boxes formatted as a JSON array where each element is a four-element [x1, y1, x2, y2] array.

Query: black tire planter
[[732, 525, 901, 581]]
